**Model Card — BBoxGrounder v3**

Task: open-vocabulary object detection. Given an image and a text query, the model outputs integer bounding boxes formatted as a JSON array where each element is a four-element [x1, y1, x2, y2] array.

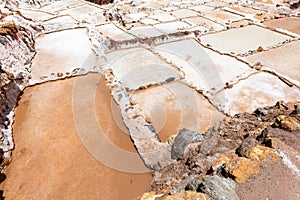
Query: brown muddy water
[[0, 74, 151, 199]]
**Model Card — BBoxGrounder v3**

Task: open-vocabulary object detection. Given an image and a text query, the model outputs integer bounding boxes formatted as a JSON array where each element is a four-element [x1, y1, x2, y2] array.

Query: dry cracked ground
[[0, 0, 299, 199]]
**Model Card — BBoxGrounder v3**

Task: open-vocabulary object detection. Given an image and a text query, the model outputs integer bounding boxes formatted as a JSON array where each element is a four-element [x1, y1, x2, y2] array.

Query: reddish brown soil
[[237, 160, 300, 200]]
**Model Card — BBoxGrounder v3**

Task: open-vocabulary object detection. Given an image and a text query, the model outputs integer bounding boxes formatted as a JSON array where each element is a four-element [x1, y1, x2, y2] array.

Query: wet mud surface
[[95, 76, 137, 153], [0, 76, 152, 200]]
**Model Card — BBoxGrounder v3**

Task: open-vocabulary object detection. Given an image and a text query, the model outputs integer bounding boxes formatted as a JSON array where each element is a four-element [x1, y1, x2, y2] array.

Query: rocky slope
[[139, 101, 300, 199]]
